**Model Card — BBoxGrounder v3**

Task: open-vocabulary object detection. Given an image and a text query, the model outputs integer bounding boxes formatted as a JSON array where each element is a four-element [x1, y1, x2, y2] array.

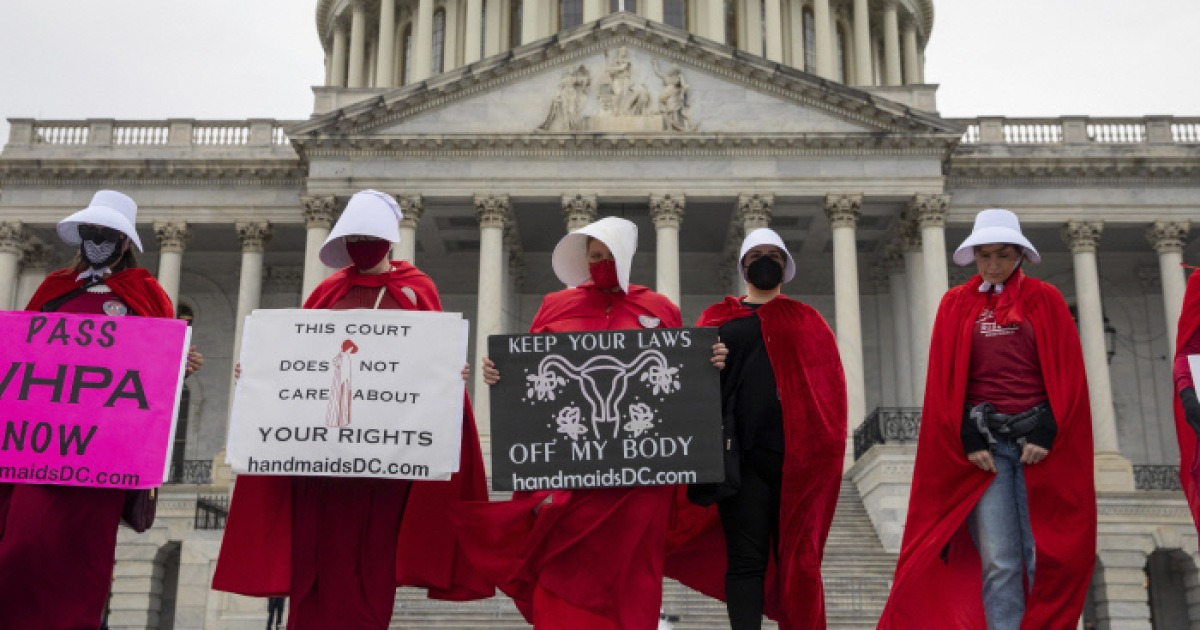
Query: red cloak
[[0, 267, 175, 629], [664, 296, 847, 629], [1173, 269, 1200, 530], [211, 261, 493, 602], [451, 283, 683, 629], [878, 272, 1096, 629]]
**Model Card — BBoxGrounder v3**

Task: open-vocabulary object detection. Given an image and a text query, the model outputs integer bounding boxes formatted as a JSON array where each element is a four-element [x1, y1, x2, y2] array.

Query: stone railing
[[951, 116, 1200, 146], [194, 494, 229, 530], [1132, 465, 1183, 491], [167, 459, 213, 485], [6, 118, 299, 149], [854, 407, 922, 460]]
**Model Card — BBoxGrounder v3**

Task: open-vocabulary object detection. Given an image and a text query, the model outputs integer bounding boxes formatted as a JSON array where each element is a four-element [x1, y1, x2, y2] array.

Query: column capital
[[1062, 220, 1104, 254], [0, 222, 26, 255], [736, 193, 774, 230], [649, 193, 686, 229], [301, 194, 338, 229], [235, 220, 273, 253], [20, 241, 52, 269], [897, 218, 923, 252], [908, 193, 950, 229], [399, 195, 425, 229], [881, 244, 905, 272], [153, 221, 192, 253], [825, 193, 863, 228], [474, 194, 512, 229], [561, 193, 598, 231], [1146, 220, 1190, 255]]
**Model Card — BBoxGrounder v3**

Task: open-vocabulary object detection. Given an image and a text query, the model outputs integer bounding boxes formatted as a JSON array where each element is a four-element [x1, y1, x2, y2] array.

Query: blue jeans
[[967, 439, 1036, 630]]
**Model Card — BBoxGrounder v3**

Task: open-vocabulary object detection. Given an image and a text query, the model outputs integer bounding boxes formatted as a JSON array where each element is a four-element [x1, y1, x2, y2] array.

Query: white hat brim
[[953, 227, 1040, 265], [319, 193, 402, 268], [57, 207, 144, 252], [551, 218, 637, 293]]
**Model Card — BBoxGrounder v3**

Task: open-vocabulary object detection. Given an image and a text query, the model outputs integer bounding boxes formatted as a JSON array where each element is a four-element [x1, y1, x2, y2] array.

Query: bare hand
[[711, 342, 728, 370], [967, 450, 996, 473], [185, 346, 204, 376], [482, 357, 500, 385], [461, 363, 470, 383], [233, 362, 241, 381], [1020, 443, 1049, 465]]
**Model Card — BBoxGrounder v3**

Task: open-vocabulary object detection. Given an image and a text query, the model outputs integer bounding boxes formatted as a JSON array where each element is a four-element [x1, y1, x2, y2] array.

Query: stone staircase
[[389, 477, 895, 629]]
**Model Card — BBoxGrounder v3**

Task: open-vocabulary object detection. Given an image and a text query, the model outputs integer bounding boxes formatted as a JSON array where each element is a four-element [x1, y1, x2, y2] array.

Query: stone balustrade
[[952, 115, 1200, 146], [5, 118, 299, 150]]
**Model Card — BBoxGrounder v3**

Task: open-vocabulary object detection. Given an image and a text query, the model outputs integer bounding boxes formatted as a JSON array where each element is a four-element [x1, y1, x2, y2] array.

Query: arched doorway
[[1146, 549, 1194, 629]]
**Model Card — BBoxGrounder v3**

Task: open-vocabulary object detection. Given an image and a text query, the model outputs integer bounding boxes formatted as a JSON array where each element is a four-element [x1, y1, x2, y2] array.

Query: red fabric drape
[[1173, 269, 1200, 530], [878, 273, 1096, 630], [211, 261, 493, 602], [664, 295, 847, 630], [25, 267, 174, 318], [451, 283, 683, 629]]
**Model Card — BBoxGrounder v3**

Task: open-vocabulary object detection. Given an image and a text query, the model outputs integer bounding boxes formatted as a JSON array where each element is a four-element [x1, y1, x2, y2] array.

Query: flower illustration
[[623, 402, 656, 438], [556, 406, 588, 441], [640, 364, 680, 396], [526, 372, 567, 401]]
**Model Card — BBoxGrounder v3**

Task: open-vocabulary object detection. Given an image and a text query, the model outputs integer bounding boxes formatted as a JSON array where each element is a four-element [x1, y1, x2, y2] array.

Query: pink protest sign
[[0, 311, 190, 489]]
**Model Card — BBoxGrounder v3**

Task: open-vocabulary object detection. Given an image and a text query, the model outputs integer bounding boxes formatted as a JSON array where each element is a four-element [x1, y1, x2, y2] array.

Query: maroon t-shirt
[[965, 291, 1048, 415]]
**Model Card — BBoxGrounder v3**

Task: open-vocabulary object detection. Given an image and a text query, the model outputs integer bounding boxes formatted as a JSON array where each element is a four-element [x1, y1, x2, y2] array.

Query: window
[[401, 25, 413, 84], [725, 0, 738, 49], [664, 0, 686, 29], [561, 0, 583, 28], [610, 0, 637, 13], [433, 9, 446, 74], [802, 8, 815, 73]]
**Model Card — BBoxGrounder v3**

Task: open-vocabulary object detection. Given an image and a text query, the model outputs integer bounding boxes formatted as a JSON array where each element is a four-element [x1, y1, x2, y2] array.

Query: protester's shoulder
[[628, 284, 682, 324]]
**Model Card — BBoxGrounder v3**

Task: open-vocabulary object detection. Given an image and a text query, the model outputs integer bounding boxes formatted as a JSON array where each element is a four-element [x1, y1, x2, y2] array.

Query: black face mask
[[745, 256, 784, 290], [78, 226, 126, 267]]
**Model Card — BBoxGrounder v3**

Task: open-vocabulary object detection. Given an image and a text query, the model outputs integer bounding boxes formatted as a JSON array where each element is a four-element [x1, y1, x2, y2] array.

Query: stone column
[[412, 0, 436, 81], [153, 222, 191, 310], [331, 21, 349, 87], [1091, 549, 1154, 629], [397, 195, 424, 263], [473, 194, 511, 440], [735, 194, 774, 296], [376, 0, 397, 87], [16, 242, 51, 310], [901, 19, 920, 85], [347, 2, 368, 88], [650, 193, 685, 306], [464, 0, 484, 63], [764, 0, 784, 62], [1062, 221, 1135, 491], [882, 0, 901, 86], [444, 0, 461, 70], [884, 247, 914, 407], [900, 222, 927, 402], [826, 195, 867, 443], [852, 0, 872, 86], [911, 194, 950, 338], [484, 0, 503, 56], [521, 0, 541, 44], [0, 222, 25, 310], [233, 221, 271, 369], [813, 0, 833, 79], [706, 0, 726, 44], [787, 0, 804, 68], [645, 0, 664, 23], [562, 193, 597, 232], [742, 0, 763, 55], [1147, 220, 1190, 351], [301, 195, 337, 299]]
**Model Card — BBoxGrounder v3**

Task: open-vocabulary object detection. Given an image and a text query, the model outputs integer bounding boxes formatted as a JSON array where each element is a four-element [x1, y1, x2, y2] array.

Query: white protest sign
[[1190, 354, 1200, 389], [228, 309, 467, 480]]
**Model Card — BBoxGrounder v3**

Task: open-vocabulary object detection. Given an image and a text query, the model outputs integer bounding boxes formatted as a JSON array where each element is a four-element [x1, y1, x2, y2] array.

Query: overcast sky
[[1, 0, 1197, 145]]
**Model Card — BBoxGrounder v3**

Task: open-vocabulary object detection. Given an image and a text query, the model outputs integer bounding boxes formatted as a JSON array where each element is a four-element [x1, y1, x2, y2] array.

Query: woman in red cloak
[[454, 217, 683, 629], [664, 228, 847, 630], [212, 190, 492, 629], [878, 209, 1096, 630], [0, 190, 203, 629], [1172, 267, 1200, 529]]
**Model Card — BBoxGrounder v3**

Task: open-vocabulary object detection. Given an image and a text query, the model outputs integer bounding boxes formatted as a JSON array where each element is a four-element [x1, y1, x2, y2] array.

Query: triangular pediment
[[289, 14, 961, 150]]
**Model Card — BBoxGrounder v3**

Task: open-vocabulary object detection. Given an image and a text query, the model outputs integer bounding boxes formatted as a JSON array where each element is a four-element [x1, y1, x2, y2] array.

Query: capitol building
[[2, 1, 1198, 628]]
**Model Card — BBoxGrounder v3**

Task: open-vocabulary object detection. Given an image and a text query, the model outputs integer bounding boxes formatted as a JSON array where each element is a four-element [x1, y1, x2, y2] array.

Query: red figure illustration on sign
[[327, 339, 359, 428]]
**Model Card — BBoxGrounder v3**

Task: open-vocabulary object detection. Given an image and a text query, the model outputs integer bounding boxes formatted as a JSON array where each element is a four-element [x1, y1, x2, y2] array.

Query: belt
[[969, 401, 1048, 450]]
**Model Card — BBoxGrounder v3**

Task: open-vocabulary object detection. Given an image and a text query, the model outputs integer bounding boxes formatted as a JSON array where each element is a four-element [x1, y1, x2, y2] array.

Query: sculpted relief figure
[[653, 60, 695, 131], [539, 65, 592, 132]]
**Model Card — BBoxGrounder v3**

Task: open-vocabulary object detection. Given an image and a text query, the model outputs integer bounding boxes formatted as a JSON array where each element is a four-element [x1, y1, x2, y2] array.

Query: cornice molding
[[0, 159, 305, 187]]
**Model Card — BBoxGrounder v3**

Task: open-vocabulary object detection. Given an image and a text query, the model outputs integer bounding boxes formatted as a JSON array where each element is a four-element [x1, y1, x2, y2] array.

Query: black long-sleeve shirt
[[718, 301, 785, 453]]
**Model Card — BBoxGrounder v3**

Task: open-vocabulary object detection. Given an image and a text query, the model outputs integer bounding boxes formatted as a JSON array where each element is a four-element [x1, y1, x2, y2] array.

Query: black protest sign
[[488, 327, 722, 491]]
